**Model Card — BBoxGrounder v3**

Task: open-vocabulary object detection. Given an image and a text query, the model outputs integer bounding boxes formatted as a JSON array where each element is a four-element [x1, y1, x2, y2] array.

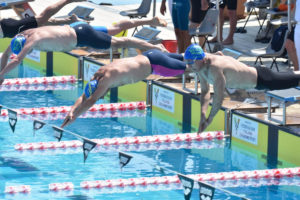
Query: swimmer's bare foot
[[156, 44, 169, 52], [69, 14, 87, 23], [222, 38, 234, 45], [150, 16, 167, 27], [69, 0, 87, 2]]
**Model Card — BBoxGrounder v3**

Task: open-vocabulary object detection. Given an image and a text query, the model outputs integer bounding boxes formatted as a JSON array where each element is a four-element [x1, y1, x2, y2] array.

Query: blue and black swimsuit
[[70, 22, 111, 49], [142, 49, 186, 77]]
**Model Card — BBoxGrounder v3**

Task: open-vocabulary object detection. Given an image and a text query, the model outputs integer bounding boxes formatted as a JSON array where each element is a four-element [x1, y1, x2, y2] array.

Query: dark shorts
[[142, 49, 186, 77], [190, 0, 210, 23], [70, 22, 111, 49], [255, 67, 300, 90], [287, 26, 295, 41], [220, 0, 237, 10], [0, 16, 38, 38], [172, 0, 190, 30]]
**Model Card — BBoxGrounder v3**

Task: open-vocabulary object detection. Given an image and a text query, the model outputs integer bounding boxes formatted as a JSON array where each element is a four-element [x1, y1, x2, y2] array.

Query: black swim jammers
[[142, 49, 186, 77], [255, 67, 300, 90], [0, 17, 38, 38], [71, 22, 111, 49]]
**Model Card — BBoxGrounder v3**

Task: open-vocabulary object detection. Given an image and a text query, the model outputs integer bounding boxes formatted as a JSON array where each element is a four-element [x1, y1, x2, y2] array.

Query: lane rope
[[5, 167, 300, 193], [1, 76, 76, 86], [14, 131, 225, 151], [0, 101, 147, 117]]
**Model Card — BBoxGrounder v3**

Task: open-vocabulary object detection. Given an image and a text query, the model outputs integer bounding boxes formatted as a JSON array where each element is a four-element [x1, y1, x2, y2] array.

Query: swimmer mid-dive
[[183, 44, 300, 133], [0, 0, 86, 38], [61, 49, 188, 128], [62, 44, 300, 130], [0, 17, 168, 84]]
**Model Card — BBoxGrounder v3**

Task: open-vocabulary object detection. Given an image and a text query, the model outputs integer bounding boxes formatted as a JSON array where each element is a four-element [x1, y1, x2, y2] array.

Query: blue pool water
[[0, 64, 300, 200]]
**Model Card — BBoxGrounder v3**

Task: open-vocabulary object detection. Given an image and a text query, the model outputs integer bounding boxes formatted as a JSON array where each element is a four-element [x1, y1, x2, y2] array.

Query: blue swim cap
[[84, 80, 98, 98], [11, 35, 26, 55], [184, 44, 205, 61]]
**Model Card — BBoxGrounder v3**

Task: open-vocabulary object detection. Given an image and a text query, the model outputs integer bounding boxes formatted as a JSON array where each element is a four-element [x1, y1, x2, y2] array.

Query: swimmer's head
[[84, 79, 98, 98], [184, 44, 205, 63], [11, 35, 26, 55]]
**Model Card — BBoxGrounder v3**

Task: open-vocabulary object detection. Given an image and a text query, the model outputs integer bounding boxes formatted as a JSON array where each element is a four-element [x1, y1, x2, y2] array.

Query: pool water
[[0, 64, 300, 200]]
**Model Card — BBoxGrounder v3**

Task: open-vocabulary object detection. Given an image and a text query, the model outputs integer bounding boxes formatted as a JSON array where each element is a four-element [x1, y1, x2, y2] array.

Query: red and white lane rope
[[49, 182, 74, 191], [16, 140, 225, 156], [6, 175, 300, 194], [0, 83, 75, 92], [5, 168, 300, 193], [1, 76, 76, 86], [0, 109, 146, 122], [4, 185, 31, 194], [14, 131, 225, 151], [81, 177, 300, 195], [0, 101, 147, 117], [80, 167, 300, 189]]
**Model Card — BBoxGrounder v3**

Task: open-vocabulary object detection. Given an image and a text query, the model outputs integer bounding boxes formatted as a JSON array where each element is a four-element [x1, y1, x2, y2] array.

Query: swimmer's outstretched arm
[[0, 46, 12, 72], [198, 68, 226, 133], [61, 75, 110, 127], [0, 42, 34, 85]]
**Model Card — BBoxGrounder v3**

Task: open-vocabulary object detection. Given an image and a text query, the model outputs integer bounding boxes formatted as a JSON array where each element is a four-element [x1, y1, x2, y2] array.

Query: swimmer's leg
[[107, 16, 167, 35], [36, 0, 86, 26]]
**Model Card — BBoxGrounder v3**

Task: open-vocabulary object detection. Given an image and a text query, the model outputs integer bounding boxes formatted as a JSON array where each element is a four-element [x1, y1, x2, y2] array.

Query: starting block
[[265, 87, 300, 125], [0, 0, 35, 18]]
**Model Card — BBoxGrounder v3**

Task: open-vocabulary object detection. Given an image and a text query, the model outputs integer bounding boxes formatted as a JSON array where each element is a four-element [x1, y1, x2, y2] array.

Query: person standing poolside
[[209, 0, 237, 45], [189, 0, 210, 47], [160, 0, 191, 53], [0, 0, 86, 38], [0, 21, 168, 84], [285, 25, 298, 71], [183, 44, 300, 133], [61, 49, 188, 127], [294, 0, 300, 70]]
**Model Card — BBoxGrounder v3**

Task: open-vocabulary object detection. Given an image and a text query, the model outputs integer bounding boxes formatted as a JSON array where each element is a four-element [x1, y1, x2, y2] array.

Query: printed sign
[[82, 139, 97, 162], [53, 126, 64, 142], [198, 182, 215, 200], [21, 8, 35, 18], [152, 85, 175, 113], [83, 60, 101, 83], [178, 174, 194, 200], [26, 50, 40, 63], [8, 109, 17, 133], [33, 120, 45, 135], [232, 115, 258, 145], [119, 152, 132, 169]]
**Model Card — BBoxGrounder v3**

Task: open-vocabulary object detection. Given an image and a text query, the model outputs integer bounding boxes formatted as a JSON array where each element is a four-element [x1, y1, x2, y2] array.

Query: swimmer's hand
[[197, 115, 212, 134], [91, 68, 105, 81], [61, 111, 74, 128], [0, 74, 4, 85]]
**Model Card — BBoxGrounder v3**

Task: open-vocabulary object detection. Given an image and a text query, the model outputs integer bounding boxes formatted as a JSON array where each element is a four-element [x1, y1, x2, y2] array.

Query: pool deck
[[1, 0, 300, 130]]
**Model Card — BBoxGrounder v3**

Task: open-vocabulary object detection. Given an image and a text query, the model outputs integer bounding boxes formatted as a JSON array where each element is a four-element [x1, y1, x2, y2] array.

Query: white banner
[[83, 60, 101, 82], [232, 115, 258, 145], [25, 50, 40, 63], [152, 85, 175, 113]]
